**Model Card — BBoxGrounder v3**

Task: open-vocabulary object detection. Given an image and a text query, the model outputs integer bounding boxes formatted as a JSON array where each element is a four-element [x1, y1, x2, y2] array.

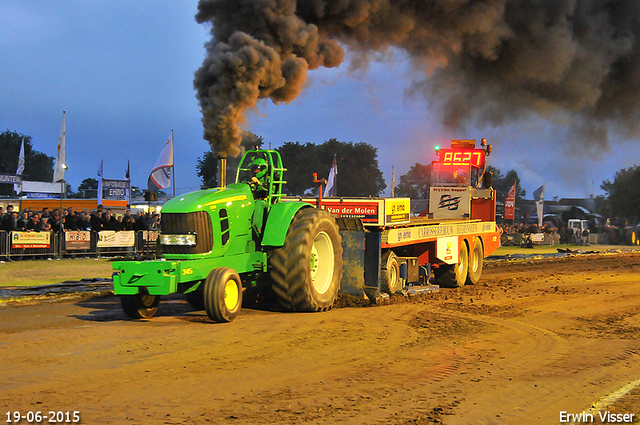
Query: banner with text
[[65, 231, 91, 250], [0, 174, 21, 185], [505, 182, 516, 220], [97, 230, 135, 247], [102, 179, 130, 201], [11, 231, 51, 249]]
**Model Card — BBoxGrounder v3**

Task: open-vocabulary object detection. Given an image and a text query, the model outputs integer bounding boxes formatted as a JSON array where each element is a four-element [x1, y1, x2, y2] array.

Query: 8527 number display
[[437, 149, 486, 168]]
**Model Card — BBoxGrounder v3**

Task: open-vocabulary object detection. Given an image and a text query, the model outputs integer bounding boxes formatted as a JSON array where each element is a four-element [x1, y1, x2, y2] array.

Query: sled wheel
[[121, 292, 160, 319], [203, 267, 243, 323], [381, 251, 402, 294], [466, 240, 484, 285], [270, 208, 343, 311], [435, 242, 469, 288]]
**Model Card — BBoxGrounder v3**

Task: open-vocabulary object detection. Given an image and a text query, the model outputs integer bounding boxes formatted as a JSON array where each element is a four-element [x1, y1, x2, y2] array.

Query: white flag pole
[[97, 159, 103, 207], [171, 129, 175, 198], [53, 111, 66, 182]]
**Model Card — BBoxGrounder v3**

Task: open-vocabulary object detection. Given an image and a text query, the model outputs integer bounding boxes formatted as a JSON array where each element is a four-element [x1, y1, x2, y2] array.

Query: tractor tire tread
[[270, 208, 342, 312]]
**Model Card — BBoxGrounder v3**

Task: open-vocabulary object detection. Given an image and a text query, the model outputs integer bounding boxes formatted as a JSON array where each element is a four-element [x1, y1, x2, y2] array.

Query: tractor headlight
[[160, 234, 197, 246]]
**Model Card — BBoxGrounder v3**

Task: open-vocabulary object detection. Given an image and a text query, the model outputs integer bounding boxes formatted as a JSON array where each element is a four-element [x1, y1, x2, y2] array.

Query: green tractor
[[112, 149, 343, 322]]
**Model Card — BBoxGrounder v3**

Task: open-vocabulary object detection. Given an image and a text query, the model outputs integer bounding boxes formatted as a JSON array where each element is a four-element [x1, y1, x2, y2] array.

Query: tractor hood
[[161, 183, 254, 214]]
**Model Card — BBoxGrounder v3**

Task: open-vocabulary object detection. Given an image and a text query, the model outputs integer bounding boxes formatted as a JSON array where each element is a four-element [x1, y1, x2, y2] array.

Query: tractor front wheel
[[203, 267, 243, 323], [121, 292, 160, 319], [270, 208, 343, 311]]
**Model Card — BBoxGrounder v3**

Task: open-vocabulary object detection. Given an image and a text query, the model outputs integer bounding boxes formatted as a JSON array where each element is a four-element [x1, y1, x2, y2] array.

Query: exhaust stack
[[218, 157, 227, 189]]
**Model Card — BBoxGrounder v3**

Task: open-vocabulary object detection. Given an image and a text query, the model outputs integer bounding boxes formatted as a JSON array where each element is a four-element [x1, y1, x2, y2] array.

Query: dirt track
[[2, 253, 640, 424]]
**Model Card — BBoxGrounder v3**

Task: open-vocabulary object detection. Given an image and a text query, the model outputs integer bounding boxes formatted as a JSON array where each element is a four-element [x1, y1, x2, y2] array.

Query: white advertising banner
[[142, 231, 159, 242], [429, 187, 471, 219], [21, 181, 64, 194], [436, 236, 459, 265], [65, 231, 91, 250], [97, 231, 135, 247], [385, 221, 496, 246], [11, 231, 51, 249]]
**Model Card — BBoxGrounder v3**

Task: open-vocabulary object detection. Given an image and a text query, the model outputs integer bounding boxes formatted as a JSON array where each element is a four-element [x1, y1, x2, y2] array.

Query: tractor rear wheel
[[435, 243, 469, 288], [121, 292, 160, 319], [203, 267, 243, 323], [381, 251, 402, 294], [270, 208, 343, 311]]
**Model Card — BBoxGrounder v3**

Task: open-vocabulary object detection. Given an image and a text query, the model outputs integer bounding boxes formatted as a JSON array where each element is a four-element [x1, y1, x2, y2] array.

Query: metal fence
[[0, 230, 160, 260]]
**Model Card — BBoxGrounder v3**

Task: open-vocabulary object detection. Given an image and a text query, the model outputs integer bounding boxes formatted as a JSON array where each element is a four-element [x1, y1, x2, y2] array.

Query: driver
[[248, 157, 270, 198], [452, 169, 468, 184]]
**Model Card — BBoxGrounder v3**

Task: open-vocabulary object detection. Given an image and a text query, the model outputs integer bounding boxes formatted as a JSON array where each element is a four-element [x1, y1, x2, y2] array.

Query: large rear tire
[[624, 228, 635, 245], [466, 240, 484, 285], [203, 267, 243, 323], [381, 251, 402, 294], [270, 208, 343, 311], [435, 242, 469, 288], [121, 292, 160, 319]]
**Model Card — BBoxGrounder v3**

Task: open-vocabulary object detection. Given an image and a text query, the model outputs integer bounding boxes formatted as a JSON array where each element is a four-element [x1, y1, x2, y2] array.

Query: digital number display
[[437, 149, 486, 168]]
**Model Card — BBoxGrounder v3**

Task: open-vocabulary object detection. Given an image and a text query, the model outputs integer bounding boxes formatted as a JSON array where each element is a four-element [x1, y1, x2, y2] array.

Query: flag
[[533, 184, 545, 226], [533, 184, 545, 202], [148, 132, 174, 191], [125, 160, 131, 205], [53, 111, 66, 182], [325, 155, 337, 197], [504, 181, 516, 220], [16, 137, 25, 175], [14, 137, 25, 193], [97, 159, 104, 206]]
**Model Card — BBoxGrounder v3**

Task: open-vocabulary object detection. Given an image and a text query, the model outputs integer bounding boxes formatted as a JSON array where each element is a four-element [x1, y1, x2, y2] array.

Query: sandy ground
[[1, 253, 640, 424]]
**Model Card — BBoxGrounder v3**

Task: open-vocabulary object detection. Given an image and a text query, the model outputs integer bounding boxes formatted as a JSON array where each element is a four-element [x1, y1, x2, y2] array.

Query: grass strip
[[0, 258, 114, 287]]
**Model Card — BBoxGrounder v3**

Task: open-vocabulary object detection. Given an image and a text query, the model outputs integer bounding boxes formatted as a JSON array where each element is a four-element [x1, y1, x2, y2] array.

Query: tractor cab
[[431, 139, 489, 188], [429, 139, 494, 220], [236, 149, 287, 205], [431, 162, 475, 187]]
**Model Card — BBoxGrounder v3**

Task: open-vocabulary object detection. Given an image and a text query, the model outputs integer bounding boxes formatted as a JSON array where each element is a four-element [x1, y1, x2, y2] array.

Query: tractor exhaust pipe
[[218, 156, 227, 189]]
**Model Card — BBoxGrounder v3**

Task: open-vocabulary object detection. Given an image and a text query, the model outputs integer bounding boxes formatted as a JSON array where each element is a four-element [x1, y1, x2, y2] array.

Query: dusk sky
[[2, 1, 638, 201]]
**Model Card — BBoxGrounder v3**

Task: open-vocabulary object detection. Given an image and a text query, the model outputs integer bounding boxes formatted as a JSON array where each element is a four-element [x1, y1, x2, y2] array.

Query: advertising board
[[65, 231, 91, 250], [97, 231, 135, 247], [11, 232, 51, 249], [429, 187, 471, 219]]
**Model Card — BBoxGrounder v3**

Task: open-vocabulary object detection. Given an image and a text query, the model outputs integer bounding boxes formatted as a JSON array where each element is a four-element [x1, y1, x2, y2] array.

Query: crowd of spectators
[[0, 205, 161, 234], [498, 221, 589, 246]]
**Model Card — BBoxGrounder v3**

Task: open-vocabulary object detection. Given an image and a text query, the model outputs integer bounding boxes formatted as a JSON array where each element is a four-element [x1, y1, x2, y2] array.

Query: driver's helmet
[[250, 157, 269, 180]]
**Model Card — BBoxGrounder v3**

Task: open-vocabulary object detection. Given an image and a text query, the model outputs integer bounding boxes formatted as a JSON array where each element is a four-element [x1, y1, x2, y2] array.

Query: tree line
[[197, 133, 526, 203], [0, 130, 54, 196], [0, 130, 137, 199], [3, 130, 638, 222]]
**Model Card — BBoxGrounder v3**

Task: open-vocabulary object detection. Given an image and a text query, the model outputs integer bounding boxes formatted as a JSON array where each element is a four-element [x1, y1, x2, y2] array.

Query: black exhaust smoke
[[194, 0, 640, 155]]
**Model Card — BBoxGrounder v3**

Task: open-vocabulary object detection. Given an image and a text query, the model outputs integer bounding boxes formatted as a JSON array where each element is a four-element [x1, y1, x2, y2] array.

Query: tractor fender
[[261, 202, 313, 247]]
